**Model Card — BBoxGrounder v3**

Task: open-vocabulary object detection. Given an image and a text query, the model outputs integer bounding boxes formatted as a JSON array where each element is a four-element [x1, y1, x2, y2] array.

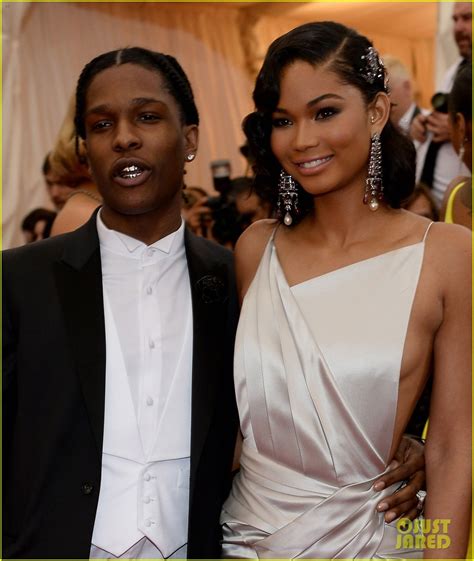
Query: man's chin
[[456, 40, 471, 59]]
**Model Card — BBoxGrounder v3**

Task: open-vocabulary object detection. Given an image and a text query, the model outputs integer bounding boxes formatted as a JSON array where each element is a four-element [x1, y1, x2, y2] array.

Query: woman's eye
[[316, 107, 338, 120], [272, 117, 292, 128]]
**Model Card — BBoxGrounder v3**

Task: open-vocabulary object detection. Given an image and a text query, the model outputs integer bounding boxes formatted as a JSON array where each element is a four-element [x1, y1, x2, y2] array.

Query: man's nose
[[112, 121, 142, 152]]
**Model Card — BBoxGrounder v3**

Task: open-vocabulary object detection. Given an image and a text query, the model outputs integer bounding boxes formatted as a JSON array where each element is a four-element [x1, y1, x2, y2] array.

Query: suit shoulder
[[3, 229, 81, 271], [185, 230, 234, 266]]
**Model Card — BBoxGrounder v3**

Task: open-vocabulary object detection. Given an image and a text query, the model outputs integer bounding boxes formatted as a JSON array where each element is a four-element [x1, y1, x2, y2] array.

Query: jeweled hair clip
[[360, 46, 388, 90]]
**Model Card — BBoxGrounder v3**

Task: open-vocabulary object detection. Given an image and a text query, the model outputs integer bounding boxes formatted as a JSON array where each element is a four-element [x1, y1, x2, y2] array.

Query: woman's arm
[[234, 219, 277, 304], [423, 224, 471, 558]]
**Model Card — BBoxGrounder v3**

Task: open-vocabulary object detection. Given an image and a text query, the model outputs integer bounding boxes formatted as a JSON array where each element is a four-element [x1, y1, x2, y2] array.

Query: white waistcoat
[[91, 291, 192, 557]]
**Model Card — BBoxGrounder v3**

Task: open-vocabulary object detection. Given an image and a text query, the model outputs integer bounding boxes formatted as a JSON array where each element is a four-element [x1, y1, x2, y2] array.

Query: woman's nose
[[292, 121, 319, 152]]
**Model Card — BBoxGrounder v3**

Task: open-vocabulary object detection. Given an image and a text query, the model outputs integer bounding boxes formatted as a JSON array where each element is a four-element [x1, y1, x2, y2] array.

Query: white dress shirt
[[398, 102, 421, 136], [90, 212, 192, 559]]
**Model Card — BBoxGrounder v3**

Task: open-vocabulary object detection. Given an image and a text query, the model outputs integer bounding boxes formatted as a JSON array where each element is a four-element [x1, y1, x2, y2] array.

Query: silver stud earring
[[364, 132, 383, 211], [277, 170, 299, 226], [186, 154, 195, 162]]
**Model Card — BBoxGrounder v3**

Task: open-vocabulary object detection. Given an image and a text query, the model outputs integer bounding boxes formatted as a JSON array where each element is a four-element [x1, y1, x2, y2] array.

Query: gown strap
[[422, 221, 434, 243]]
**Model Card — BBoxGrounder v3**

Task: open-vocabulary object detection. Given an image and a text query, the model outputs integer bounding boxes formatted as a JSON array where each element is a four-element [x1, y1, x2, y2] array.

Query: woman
[[221, 22, 470, 558], [49, 95, 102, 236], [441, 63, 472, 229]]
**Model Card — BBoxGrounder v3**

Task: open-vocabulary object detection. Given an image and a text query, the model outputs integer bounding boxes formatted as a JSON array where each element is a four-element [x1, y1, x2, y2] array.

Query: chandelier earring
[[364, 132, 383, 211], [277, 170, 299, 226]]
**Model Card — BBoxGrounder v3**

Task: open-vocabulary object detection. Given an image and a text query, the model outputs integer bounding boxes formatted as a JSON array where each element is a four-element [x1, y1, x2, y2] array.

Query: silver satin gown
[[221, 227, 432, 559]]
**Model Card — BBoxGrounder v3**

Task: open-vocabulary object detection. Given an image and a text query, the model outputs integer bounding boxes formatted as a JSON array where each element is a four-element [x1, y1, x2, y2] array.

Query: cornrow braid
[[74, 47, 199, 153]]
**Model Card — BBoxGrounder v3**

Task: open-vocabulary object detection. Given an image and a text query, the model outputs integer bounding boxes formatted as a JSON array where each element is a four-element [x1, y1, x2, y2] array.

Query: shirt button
[[146, 286, 153, 295], [146, 248, 154, 258], [143, 496, 151, 504], [144, 518, 152, 527], [149, 339, 155, 349], [146, 396, 154, 406], [81, 482, 94, 495], [144, 473, 151, 482]]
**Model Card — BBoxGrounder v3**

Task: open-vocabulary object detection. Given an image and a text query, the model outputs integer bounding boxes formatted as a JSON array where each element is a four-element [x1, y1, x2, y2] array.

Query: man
[[3, 47, 424, 560], [383, 55, 423, 135], [3, 48, 240, 560], [410, 2, 472, 206]]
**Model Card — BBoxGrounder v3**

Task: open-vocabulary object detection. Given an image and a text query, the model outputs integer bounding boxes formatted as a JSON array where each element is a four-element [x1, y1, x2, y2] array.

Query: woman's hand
[[373, 435, 425, 522]]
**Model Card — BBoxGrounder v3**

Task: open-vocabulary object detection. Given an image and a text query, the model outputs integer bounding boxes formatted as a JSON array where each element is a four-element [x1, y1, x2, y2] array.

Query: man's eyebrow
[[85, 98, 164, 116], [274, 93, 344, 113], [130, 97, 162, 106]]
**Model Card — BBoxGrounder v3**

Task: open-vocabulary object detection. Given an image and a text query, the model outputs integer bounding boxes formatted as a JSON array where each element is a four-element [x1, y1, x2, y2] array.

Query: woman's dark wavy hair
[[243, 21, 416, 222], [74, 47, 199, 153], [448, 62, 471, 122]]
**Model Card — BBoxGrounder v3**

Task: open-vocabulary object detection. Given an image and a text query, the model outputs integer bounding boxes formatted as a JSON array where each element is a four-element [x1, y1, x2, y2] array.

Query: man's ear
[[183, 124, 199, 156]]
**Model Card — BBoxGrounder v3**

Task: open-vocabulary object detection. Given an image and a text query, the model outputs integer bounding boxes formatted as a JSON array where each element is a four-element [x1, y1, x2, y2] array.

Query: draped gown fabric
[[221, 226, 433, 559]]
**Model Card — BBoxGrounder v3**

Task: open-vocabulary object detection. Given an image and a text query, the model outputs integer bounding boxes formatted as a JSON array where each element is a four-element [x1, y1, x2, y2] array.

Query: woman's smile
[[293, 155, 333, 175]]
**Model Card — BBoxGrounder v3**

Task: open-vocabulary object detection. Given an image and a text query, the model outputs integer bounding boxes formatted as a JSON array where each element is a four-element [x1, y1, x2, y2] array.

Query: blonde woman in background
[[50, 96, 102, 236]]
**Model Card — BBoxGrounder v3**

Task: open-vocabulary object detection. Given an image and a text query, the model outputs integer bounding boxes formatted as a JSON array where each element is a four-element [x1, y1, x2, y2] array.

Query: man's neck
[[100, 206, 182, 246]]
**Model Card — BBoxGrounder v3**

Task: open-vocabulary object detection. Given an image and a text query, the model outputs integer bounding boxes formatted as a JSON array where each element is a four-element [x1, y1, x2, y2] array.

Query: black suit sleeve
[[3, 254, 18, 433]]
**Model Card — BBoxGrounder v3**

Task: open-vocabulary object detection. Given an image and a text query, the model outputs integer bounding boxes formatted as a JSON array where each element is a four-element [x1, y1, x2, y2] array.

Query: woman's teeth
[[298, 156, 331, 169]]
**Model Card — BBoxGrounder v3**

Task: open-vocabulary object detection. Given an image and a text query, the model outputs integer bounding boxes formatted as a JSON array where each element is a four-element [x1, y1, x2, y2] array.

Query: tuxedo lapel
[[53, 214, 106, 455], [185, 231, 231, 482]]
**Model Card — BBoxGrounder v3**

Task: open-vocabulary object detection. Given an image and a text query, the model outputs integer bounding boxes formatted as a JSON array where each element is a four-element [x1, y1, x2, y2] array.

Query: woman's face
[[270, 60, 387, 199], [449, 112, 472, 170], [83, 63, 198, 219], [449, 113, 464, 156]]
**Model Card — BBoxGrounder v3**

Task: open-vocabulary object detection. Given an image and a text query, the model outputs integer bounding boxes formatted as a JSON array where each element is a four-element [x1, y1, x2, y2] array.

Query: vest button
[[81, 482, 94, 495]]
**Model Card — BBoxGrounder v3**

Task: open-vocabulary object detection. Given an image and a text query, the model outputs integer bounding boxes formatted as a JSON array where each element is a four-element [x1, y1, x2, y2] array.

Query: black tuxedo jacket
[[3, 213, 239, 559]]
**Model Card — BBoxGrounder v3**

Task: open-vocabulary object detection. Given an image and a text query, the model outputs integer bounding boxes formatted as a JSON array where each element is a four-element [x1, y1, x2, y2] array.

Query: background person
[[42, 152, 75, 210], [20, 207, 57, 243], [383, 55, 423, 135], [410, 2, 471, 207], [441, 63, 472, 229], [49, 96, 102, 236]]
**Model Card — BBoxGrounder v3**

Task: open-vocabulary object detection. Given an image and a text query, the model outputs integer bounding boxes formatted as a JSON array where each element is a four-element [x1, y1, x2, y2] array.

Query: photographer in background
[[182, 185, 212, 238], [410, 2, 471, 207], [181, 160, 239, 248], [182, 163, 271, 249]]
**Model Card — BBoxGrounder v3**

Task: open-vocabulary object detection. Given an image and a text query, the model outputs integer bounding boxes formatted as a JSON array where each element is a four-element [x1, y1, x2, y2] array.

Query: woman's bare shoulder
[[234, 219, 279, 301], [424, 221, 471, 281], [51, 195, 101, 236]]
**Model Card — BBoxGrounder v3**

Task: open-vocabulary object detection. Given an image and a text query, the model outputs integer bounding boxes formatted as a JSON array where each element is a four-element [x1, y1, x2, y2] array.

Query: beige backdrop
[[3, 2, 450, 249]]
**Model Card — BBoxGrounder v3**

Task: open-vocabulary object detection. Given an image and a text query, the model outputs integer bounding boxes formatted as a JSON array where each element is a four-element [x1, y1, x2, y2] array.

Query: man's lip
[[111, 157, 151, 178], [112, 168, 152, 188]]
